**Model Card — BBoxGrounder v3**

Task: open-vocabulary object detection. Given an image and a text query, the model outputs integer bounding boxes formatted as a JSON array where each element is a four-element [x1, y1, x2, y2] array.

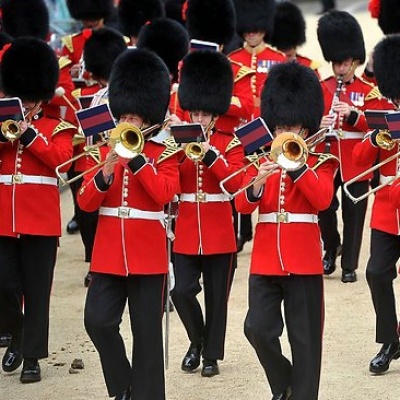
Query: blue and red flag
[[235, 117, 273, 154], [75, 103, 116, 137], [385, 111, 400, 139], [190, 39, 219, 52], [364, 109, 389, 130], [0, 97, 24, 122]]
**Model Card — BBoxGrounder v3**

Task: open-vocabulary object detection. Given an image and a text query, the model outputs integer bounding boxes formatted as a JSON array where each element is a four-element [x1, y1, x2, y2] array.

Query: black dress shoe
[[237, 235, 252, 253], [201, 359, 219, 377], [341, 270, 357, 283], [20, 358, 41, 383], [114, 387, 131, 400], [181, 343, 202, 372], [272, 387, 292, 400], [66, 218, 79, 234], [369, 342, 400, 374], [2, 344, 23, 372], [84, 271, 92, 288], [0, 334, 12, 348], [323, 248, 338, 275]]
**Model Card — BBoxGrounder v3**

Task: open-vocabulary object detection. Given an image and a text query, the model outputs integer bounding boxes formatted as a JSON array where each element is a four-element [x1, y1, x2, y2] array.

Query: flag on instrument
[[385, 111, 400, 139], [0, 97, 24, 123], [75, 103, 116, 137], [78, 95, 95, 109], [235, 117, 273, 154], [170, 123, 206, 143], [190, 39, 219, 52], [364, 109, 389, 130]]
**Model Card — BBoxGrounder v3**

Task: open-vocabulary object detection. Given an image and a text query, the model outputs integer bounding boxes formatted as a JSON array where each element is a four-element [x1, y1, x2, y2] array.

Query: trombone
[[219, 128, 328, 199], [56, 120, 167, 186]]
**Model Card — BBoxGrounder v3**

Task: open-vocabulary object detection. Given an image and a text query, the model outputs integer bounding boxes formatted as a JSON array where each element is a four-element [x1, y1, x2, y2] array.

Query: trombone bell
[[109, 122, 145, 159]]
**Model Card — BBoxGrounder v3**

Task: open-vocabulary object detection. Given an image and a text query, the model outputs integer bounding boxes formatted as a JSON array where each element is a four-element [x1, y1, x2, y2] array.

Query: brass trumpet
[[1, 120, 22, 142], [185, 142, 205, 162], [375, 129, 395, 151]]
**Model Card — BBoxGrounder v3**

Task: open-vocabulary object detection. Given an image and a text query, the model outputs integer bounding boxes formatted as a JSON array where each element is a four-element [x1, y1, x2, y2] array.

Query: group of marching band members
[[0, 0, 400, 399]]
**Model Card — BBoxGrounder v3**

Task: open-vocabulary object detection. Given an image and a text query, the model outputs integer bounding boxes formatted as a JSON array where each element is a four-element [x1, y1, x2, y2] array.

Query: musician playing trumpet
[[235, 61, 339, 400], [77, 49, 181, 400]]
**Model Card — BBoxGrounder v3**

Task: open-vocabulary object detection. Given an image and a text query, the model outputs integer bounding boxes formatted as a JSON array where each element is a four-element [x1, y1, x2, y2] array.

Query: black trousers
[[84, 272, 166, 399], [366, 229, 400, 344], [318, 173, 369, 271], [244, 274, 324, 400], [171, 253, 234, 360], [0, 235, 57, 358]]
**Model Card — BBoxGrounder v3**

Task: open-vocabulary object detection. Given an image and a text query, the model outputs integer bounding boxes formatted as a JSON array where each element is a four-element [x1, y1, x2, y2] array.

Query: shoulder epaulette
[[226, 135, 242, 152], [309, 59, 321, 71], [365, 85, 382, 102], [245, 154, 261, 170], [234, 65, 255, 83], [359, 76, 375, 88], [52, 120, 77, 137], [71, 88, 82, 99], [163, 136, 179, 148], [311, 152, 340, 170], [157, 142, 183, 164], [58, 56, 72, 70], [61, 34, 74, 53]]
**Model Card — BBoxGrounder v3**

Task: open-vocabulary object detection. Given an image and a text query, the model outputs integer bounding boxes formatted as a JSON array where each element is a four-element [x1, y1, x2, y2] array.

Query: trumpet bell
[[376, 129, 395, 151], [1, 119, 22, 142], [109, 122, 144, 159], [185, 142, 205, 162]]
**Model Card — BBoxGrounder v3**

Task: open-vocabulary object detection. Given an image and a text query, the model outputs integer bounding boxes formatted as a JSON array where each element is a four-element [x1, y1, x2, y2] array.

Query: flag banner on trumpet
[[170, 123, 206, 144], [75, 103, 116, 138], [235, 117, 273, 154], [0, 97, 24, 123], [78, 95, 95, 110], [190, 39, 219, 52], [365, 110, 390, 130], [385, 112, 400, 139]]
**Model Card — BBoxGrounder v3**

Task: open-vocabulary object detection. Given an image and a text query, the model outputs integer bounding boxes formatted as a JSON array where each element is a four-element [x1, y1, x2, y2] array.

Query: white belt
[[0, 174, 58, 186], [258, 212, 318, 224], [180, 193, 231, 203], [327, 130, 364, 140], [99, 206, 164, 220], [380, 175, 395, 186]]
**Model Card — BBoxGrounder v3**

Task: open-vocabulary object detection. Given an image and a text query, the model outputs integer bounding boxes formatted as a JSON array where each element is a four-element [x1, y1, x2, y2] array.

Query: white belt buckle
[[276, 212, 288, 223], [12, 174, 23, 184], [196, 192, 206, 202], [118, 207, 130, 219]]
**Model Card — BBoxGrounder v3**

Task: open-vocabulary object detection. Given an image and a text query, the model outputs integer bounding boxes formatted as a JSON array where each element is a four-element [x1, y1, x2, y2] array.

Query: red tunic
[[295, 54, 321, 79], [235, 153, 339, 275], [173, 130, 244, 255], [0, 116, 75, 237], [77, 140, 181, 276], [229, 43, 287, 117]]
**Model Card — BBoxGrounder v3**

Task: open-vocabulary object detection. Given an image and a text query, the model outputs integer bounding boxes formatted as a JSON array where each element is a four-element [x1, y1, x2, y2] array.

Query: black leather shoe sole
[[2, 347, 23, 372]]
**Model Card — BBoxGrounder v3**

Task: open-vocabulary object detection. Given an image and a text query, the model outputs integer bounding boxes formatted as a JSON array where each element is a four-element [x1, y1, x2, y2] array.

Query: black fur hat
[[1, 0, 49, 40], [108, 48, 170, 126], [137, 18, 189, 82], [317, 10, 365, 64], [66, 0, 113, 21], [83, 28, 127, 81], [261, 62, 324, 136], [374, 35, 400, 100], [234, 0, 276, 38], [378, 0, 400, 34], [270, 1, 306, 50], [1, 37, 59, 102], [178, 50, 233, 115], [164, 0, 187, 26], [117, 0, 165, 38], [186, 0, 236, 46]]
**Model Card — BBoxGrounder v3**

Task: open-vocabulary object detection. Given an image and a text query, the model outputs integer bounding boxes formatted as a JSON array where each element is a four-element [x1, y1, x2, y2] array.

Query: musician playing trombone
[[235, 62, 339, 400], [77, 49, 181, 400], [352, 35, 400, 376]]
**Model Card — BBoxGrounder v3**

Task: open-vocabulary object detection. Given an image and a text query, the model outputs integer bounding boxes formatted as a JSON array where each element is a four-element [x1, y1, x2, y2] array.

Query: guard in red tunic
[[0, 37, 75, 383], [78, 48, 181, 400], [235, 62, 339, 400], [354, 35, 400, 375], [269, 1, 321, 78], [316, 10, 383, 282], [171, 49, 245, 378], [229, 0, 287, 119]]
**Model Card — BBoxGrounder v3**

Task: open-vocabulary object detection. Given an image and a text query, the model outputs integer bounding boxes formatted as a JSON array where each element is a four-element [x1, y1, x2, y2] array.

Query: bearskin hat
[[378, 0, 400, 34], [178, 50, 233, 116], [233, 0, 275, 38], [83, 28, 127, 81], [261, 62, 324, 136], [117, 0, 165, 38], [374, 35, 400, 100], [66, 0, 113, 21], [317, 10, 365, 64], [186, 0, 236, 46], [270, 1, 306, 50], [1, 37, 59, 102], [108, 48, 170, 127], [1, 0, 49, 40], [137, 18, 189, 82], [164, 0, 187, 26]]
